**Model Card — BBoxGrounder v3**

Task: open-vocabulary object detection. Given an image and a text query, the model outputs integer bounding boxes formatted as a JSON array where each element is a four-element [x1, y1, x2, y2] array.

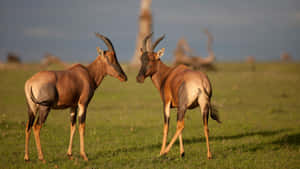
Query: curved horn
[[142, 32, 153, 52], [95, 32, 115, 52], [151, 34, 165, 51]]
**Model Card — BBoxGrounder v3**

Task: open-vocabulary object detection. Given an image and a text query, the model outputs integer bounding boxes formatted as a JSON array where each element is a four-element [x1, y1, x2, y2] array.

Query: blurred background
[[0, 0, 299, 63], [0, 1, 299, 168]]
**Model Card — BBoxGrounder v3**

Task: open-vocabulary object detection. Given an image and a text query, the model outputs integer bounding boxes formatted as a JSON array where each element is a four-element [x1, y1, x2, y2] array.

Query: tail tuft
[[210, 104, 221, 123]]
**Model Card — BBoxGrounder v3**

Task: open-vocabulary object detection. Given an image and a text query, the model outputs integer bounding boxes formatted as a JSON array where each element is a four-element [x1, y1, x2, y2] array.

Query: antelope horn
[[142, 32, 153, 52], [95, 32, 115, 52], [151, 34, 165, 51]]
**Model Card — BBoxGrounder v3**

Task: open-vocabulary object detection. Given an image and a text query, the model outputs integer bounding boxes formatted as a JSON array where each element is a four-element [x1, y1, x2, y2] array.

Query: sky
[[0, 0, 299, 62]]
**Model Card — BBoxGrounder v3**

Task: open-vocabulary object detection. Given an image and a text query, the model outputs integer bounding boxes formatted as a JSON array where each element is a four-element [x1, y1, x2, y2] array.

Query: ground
[[0, 62, 299, 169]]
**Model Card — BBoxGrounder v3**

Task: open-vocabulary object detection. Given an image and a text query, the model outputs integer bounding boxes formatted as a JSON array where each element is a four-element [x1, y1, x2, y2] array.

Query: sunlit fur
[[24, 33, 127, 162], [136, 33, 220, 159]]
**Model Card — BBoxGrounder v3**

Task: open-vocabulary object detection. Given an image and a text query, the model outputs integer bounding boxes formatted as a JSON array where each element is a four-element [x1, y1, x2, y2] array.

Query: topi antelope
[[136, 33, 221, 159], [24, 33, 127, 162]]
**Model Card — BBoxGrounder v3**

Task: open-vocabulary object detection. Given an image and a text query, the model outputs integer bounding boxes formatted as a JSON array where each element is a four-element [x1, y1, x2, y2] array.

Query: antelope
[[136, 33, 221, 159], [24, 33, 127, 162]]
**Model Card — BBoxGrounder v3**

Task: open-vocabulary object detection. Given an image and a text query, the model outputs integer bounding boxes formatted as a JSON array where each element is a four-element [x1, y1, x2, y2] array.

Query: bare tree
[[173, 29, 216, 70], [0, 60, 3, 69], [280, 52, 292, 62], [7, 52, 21, 64], [131, 0, 152, 67], [246, 56, 256, 71], [41, 52, 67, 68]]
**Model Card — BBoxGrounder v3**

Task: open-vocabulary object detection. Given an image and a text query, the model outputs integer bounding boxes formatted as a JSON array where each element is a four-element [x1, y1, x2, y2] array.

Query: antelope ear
[[96, 47, 104, 58], [156, 48, 165, 59]]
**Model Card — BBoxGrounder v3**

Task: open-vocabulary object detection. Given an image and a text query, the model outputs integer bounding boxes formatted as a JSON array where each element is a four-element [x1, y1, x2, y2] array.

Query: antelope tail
[[209, 103, 221, 123], [202, 87, 221, 123]]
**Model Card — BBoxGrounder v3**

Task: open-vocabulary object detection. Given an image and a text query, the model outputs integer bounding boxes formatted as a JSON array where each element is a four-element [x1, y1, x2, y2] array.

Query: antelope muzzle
[[136, 67, 146, 83], [115, 64, 128, 82]]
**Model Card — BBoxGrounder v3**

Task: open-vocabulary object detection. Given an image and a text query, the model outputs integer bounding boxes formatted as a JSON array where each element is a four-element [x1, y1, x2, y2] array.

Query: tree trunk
[[131, 0, 152, 67]]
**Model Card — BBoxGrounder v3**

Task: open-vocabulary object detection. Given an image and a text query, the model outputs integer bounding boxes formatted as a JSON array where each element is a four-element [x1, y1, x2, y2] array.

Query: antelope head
[[136, 32, 165, 83], [95, 32, 127, 82]]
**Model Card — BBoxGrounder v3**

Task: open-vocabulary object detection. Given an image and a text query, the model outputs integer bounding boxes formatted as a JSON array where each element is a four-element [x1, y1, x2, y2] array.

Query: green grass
[[0, 62, 299, 169]]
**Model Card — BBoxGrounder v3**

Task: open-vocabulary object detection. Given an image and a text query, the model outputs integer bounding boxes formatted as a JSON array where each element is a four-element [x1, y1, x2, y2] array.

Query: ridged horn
[[95, 32, 115, 52], [151, 34, 165, 51], [142, 32, 153, 52]]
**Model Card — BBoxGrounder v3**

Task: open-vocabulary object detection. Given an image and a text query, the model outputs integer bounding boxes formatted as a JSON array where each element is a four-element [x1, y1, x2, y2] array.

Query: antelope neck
[[87, 59, 106, 89], [151, 60, 172, 91]]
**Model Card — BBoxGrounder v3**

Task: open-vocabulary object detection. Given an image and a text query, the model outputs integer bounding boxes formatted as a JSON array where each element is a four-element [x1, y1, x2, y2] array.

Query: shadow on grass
[[244, 132, 300, 152], [92, 128, 291, 160], [213, 129, 300, 154], [184, 128, 290, 145], [271, 132, 300, 146]]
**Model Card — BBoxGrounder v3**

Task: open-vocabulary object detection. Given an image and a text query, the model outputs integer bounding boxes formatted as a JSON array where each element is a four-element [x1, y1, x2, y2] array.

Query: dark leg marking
[[37, 106, 50, 125], [71, 107, 78, 125]]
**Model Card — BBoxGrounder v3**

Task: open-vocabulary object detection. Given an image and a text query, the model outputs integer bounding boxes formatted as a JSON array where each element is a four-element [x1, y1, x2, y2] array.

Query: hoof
[[80, 154, 88, 161], [159, 151, 168, 157], [67, 154, 73, 160], [207, 151, 213, 159], [39, 159, 46, 163], [24, 158, 30, 162], [180, 152, 185, 158]]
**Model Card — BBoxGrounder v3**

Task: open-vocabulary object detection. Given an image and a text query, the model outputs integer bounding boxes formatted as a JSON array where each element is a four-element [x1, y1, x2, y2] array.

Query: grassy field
[[0, 62, 299, 169]]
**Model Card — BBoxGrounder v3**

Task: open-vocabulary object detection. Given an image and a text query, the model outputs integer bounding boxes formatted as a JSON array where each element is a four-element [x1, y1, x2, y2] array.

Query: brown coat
[[24, 33, 127, 162], [136, 32, 220, 159]]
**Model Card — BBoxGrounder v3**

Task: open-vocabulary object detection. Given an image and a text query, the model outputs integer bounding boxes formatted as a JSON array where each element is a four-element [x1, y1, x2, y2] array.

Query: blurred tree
[[246, 56, 256, 71], [41, 52, 67, 68], [280, 52, 292, 62], [173, 29, 216, 70], [7, 52, 21, 64], [131, 0, 152, 67]]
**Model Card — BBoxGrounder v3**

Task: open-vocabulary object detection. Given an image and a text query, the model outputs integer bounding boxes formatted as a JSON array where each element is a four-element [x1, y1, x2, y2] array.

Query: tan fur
[[137, 33, 219, 159], [24, 33, 127, 162], [79, 123, 88, 161], [67, 107, 77, 158], [160, 101, 170, 155]]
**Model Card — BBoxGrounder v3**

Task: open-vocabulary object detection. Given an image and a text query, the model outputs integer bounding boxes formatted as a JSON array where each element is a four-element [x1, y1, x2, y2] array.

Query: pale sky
[[0, 0, 299, 62]]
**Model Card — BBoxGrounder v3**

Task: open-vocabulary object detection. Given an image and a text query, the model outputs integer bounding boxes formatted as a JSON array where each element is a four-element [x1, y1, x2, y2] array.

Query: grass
[[0, 62, 299, 169]]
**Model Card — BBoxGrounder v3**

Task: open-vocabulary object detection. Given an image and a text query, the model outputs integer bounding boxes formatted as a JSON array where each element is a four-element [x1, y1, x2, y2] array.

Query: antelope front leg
[[67, 107, 77, 159], [163, 107, 186, 155], [163, 119, 185, 155], [160, 102, 170, 156], [78, 104, 88, 161], [179, 133, 184, 157], [160, 121, 169, 155]]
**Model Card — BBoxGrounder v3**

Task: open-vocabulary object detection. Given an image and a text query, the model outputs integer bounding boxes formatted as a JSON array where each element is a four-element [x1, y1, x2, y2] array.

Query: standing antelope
[[24, 33, 127, 162], [136, 33, 221, 159]]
